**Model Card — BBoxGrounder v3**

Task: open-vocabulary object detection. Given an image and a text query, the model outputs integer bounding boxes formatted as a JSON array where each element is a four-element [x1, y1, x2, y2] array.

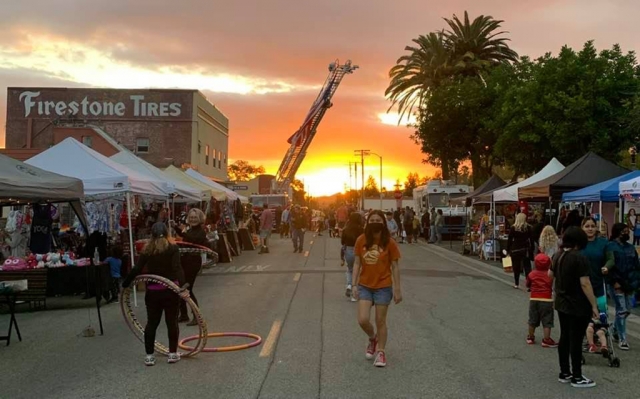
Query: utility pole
[[354, 149, 370, 211], [354, 162, 358, 207]]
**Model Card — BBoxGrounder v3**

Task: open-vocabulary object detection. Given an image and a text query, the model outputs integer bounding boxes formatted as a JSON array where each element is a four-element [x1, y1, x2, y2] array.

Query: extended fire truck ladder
[[272, 60, 358, 194]]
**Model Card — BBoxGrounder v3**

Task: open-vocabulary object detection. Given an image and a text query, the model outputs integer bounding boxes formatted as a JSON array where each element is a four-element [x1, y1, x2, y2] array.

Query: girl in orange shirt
[[353, 210, 402, 367]]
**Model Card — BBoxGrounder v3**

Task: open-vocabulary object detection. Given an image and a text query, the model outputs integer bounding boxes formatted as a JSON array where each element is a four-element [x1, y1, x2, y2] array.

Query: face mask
[[366, 222, 384, 234], [620, 233, 630, 242]]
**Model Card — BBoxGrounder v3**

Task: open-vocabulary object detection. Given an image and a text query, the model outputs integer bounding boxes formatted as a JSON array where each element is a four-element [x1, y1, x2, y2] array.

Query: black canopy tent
[[462, 174, 506, 206], [0, 153, 105, 334], [518, 152, 629, 201]]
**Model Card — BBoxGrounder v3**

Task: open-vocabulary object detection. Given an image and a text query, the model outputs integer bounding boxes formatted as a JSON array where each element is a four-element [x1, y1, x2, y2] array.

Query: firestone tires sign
[[18, 91, 183, 118]]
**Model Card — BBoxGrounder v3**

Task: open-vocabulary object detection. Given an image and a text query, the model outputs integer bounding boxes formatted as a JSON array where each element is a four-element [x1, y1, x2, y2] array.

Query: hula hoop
[[121, 274, 208, 357], [177, 241, 219, 268], [178, 332, 262, 352]]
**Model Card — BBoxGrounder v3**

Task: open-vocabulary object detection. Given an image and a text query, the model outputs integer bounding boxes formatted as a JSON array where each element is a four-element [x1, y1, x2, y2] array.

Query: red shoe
[[541, 338, 558, 348], [526, 335, 535, 345], [365, 336, 377, 360], [587, 344, 598, 353], [373, 351, 387, 367]]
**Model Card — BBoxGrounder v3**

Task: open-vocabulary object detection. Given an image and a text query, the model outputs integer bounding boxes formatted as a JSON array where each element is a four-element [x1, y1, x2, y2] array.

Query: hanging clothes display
[[29, 203, 53, 254]]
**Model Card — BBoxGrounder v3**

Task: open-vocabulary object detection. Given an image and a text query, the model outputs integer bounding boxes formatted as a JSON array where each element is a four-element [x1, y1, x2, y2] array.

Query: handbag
[[502, 256, 513, 273]]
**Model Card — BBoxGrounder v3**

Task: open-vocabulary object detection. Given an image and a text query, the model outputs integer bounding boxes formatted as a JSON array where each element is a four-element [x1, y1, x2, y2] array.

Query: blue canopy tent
[[562, 170, 640, 226]]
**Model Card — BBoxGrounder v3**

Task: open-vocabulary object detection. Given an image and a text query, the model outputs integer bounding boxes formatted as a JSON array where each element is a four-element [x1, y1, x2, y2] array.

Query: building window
[[205, 145, 210, 165], [223, 153, 227, 164], [198, 140, 202, 154], [218, 152, 222, 169], [136, 138, 150, 153], [81, 136, 93, 148]]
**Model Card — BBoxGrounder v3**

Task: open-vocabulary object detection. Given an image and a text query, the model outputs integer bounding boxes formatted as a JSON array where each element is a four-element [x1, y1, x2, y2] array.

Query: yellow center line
[[259, 319, 282, 358]]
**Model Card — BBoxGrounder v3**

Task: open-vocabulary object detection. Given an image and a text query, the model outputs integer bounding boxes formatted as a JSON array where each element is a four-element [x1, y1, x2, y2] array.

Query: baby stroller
[[582, 286, 621, 368]]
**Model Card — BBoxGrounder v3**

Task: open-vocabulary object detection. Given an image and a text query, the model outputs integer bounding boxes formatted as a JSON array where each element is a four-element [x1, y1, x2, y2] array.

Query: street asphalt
[[1, 233, 639, 399]]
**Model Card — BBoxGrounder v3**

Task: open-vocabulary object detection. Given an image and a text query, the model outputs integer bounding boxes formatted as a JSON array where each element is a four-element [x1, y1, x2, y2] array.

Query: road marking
[[259, 320, 282, 358], [293, 273, 301, 281], [304, 250, 309, 257], [420, 244, 640, 340]]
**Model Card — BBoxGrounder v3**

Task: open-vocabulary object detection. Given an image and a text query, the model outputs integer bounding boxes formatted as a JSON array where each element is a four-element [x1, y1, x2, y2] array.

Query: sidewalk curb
[[419, 242, 640, 341]]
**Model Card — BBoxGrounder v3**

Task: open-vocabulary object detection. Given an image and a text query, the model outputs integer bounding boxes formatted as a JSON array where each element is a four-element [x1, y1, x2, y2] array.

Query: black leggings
[[557, 311, 590, 377], [511, 254, 531, 286], [145, 289, 180, 354]]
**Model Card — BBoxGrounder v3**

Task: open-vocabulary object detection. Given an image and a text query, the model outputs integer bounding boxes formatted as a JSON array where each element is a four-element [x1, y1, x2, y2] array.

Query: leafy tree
[[364, 175, 380, 197], [403, 172, 420, 196], [228, 160, 265, 181], [387, 11, 518, 180], [495, 42, 640, 176], [291, 178, 306, 205]]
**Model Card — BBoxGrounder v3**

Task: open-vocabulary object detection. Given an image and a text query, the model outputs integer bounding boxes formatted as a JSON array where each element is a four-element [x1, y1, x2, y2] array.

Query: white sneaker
[[619, 340, 630, 350], [571, 376, 596, 388], [350, 296, 357, 302], [345, 285, 352, 298], [145, 355, 156, 366], [167, 352, 181, 364]]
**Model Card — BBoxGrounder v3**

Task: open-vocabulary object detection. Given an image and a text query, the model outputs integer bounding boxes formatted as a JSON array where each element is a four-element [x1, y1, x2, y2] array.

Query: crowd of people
[[504, 209, 640, 388]]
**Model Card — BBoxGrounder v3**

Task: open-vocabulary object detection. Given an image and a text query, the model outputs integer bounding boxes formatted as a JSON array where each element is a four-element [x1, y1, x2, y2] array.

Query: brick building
[[2, 88, 229, 181]]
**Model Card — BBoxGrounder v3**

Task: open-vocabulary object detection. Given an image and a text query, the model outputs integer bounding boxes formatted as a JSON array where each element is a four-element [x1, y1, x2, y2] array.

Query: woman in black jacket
[[507, 213, 534, 289], [123, 223, 188, 366], [175, 208, 210, 325]]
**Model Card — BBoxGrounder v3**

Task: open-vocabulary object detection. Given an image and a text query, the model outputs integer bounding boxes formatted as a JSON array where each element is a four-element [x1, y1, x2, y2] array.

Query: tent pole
[[599, 201, 603, 232], [619, 197, 623, 223], [126, 192, 137, 307], [492, 195, 496, 262]]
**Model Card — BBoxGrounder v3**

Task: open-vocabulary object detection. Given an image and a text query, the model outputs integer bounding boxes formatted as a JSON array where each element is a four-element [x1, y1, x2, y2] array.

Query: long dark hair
[[343, 212, 364, 237], [610, 222, 627, 241], [365, 210, 390, 250]]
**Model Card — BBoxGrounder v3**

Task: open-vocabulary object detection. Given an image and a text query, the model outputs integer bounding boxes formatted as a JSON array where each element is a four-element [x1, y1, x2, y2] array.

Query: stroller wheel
[[610, 357, 621, 368]]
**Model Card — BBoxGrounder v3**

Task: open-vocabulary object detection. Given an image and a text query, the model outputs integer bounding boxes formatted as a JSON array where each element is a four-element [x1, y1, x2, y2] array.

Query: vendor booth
[[563, 170, 640, 235], [0, 153, 108, 338], [164, 165, 225, 201], [110, 150, 207, 203], [185, 168, 249, 203]]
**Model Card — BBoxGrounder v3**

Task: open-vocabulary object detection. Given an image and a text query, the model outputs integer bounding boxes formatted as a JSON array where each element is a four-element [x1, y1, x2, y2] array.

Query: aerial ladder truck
[[250, 59, 358, 213]]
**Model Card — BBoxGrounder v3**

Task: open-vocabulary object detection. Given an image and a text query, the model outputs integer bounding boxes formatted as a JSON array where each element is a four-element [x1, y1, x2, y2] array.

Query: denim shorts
[[358, 285, 393, 305], [260, 229, 271, 239]]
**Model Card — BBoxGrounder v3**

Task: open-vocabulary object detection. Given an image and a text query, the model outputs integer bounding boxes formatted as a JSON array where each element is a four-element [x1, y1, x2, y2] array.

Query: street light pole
[[354, 149, 370, 211], [369, 152, 383, 210]]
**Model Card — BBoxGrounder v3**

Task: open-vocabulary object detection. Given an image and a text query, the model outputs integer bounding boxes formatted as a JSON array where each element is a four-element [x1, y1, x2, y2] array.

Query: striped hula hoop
[[120, 274, 208, 357]]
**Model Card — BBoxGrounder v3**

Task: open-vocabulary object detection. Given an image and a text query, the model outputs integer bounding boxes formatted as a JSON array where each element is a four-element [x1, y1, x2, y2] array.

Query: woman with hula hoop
[[174, 208, 210, 326], [352, 210, 403, 368], [123, 223, 189, 366]]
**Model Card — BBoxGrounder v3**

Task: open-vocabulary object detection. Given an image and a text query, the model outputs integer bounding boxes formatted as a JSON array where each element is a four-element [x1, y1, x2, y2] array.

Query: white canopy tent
[[492, 158, 565, 202], [26, 138, 171, 305], [185, 168, 249, 203], [26, 138, 170, 198], [164, 165, 225, 201], [110, 150, 207, 203]]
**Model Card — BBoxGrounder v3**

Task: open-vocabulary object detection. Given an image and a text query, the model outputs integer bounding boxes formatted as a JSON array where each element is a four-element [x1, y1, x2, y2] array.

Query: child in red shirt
[[526, 253, 558, 347]]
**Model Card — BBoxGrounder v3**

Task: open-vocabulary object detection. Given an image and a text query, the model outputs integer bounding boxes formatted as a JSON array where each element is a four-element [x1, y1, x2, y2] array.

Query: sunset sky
[[1, 1, 640, 196]]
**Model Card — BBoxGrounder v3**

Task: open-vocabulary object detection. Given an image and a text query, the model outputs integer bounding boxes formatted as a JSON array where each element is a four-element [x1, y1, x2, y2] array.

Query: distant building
[[231, 174, 276, 197], [1, 87, 229, 181]]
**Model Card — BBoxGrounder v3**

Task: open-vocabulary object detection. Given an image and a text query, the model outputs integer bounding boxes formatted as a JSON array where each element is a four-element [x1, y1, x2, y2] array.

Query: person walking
[[549, 226, 599, 388], [259, 203, 273, 254], [403, 207, 414, 244], [604, 223, 640, 350], [353, 210, 402, 368], [174, 208, 209, 326], [525, 253, 558, 348], [421, 211, 430, 242], [290, 205, 308, 253], [435, 209, 444, 244], [342, 212, 364, 302], [280, 206, 290, 238], [385, 211, 398, 238], [539, 225, 560, 258], [429, 208, 437, 243], [507, 213, 533, 289], [122, 223, 188, 366]]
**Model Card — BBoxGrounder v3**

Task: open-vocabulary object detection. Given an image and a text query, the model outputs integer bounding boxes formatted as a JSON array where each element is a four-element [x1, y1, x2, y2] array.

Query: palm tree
[[443, 11, 519, 80], [385, 31, 450, 121], [386, 11, 518, 120]]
